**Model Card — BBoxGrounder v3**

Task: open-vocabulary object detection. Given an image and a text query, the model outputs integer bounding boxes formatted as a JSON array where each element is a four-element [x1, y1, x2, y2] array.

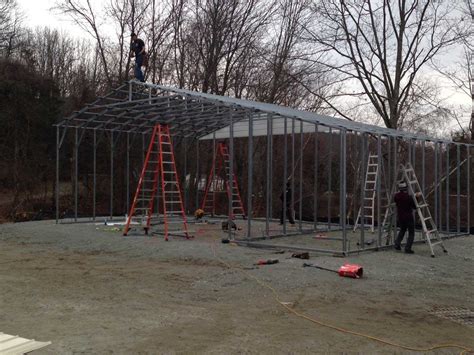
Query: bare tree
[[0, 0, 24, 56], [55, 0, 113, 86], [306, 0, 468, 128], [187, 0, 272, 94], [430, 0, 473, 138]]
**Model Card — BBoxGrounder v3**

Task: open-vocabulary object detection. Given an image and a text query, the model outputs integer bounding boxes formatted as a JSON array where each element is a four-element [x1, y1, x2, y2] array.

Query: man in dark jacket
[[394, 181, 418, 254], [280, 181, 295, 225], [130, 32, 145, 82]]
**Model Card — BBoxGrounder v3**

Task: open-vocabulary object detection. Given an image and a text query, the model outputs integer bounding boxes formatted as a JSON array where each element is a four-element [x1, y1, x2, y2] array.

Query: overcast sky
[[17, 0, 471, 133]]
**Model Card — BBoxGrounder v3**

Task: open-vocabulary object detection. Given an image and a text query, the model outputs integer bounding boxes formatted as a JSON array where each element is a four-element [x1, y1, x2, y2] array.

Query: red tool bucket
[[338, 264, 363, 278]]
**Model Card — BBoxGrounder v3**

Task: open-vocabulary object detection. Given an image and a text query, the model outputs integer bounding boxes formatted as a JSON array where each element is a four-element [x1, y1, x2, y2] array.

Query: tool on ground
[[303, 263, 363, 279], [123, 124, 190, 240], [194, 208, 204, 220], [255, 259, 279, 265], [382, 163, 447, 257], [201, 142, 246, 219], [221, 220, 241, 231], [291, 252, 309, 259]]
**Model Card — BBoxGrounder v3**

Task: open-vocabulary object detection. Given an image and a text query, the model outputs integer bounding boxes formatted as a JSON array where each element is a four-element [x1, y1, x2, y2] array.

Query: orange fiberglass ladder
[[201, 142, 246, 219], [123, 124, 190, 240]]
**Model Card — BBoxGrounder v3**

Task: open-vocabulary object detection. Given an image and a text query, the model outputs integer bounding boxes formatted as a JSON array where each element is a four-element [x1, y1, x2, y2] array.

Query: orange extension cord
[[210, 243, 473, 354]]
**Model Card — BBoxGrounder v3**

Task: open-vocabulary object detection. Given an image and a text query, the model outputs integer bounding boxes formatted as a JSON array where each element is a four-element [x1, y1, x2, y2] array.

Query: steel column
[[247, 112, 253, 239], [55, 126, 60, 223], [434, 142, 439, 228], [212, 132, 216, 215], [93, 129, 97, 221], [269, 115, 274, 221], [456, 144, 461, 233], [126, 132, 130, 213], [360, 133, 366, 248], [341, 130, 347, 254], [328, 127, 332, 230], [393, 138, 398, 234], [421, 140, 425, 195], [266, 114, 272, 236], [446, 144, 450, 235], [299, 121, 303, 231], [228, 111, 234, 240], [313, 124, 318, 230], [74, 128, 78, 222], [376, 134, 382, 247], [283, 118, 288, 234], [184, 137, 188, 214], [291, 118, 295, 220], [141, 134, 145, 208], [196, 140, 200, 211], [439, 143, 443, 231], [110, 131, 114, 220], [468, 145, 471, 234]]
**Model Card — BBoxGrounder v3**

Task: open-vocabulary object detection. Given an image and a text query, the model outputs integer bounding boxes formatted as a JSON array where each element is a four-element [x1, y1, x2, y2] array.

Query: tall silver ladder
[[353, 154, 380, 233], [404, 163, 447, 257], [383, 163, 447, 257]]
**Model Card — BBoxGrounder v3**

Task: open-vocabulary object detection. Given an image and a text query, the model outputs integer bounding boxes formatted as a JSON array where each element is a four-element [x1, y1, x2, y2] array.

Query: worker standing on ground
[[393, 181, 419, 254], [130, 32, 145, 82], [280, 181, 295, 225]]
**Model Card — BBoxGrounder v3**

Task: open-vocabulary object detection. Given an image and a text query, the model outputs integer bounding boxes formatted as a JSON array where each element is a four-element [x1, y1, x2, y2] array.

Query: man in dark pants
[[280, 181, 295, 225], [130, 32, 145, 82], [394, 181, 418, 254]]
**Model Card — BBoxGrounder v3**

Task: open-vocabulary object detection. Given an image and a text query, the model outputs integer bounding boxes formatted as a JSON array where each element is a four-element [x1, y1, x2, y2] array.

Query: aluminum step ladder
[[201, 142, 246, 219], [123, 124, 190, 240], [383, 163, 447, 257], [353, 154, 380, 232]]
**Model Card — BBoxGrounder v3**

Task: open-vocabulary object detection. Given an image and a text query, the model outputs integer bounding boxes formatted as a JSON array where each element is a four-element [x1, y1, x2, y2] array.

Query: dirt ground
[[0, 219, 473, 354]]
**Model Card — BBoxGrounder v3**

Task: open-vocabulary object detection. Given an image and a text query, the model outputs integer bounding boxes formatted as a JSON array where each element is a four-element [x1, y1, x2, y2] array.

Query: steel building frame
[[55, 81, 473, 255]]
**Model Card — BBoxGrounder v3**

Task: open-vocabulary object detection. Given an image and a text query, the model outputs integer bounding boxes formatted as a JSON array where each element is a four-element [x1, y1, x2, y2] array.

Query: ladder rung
[[418, 204, 428, 208]]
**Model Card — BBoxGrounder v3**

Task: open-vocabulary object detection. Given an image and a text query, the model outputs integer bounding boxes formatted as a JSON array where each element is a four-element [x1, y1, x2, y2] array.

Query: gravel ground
[[0, 219, 473, 354]]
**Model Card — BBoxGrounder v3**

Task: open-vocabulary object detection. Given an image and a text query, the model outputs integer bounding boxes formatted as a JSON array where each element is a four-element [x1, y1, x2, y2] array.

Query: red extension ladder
[[123, 124, 190, 240], [201, 142, 245, 219]]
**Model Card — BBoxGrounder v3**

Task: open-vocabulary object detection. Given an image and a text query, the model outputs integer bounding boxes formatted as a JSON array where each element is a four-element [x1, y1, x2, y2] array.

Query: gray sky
[[18, 0, 471, 133]]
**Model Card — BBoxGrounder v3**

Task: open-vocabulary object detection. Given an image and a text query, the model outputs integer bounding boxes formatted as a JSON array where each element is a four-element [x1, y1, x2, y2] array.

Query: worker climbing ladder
[[353, 154, 385, 232], [201, 142, 246, 219], [382, 163, 447, 257], [123, 124, 190, 240]]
